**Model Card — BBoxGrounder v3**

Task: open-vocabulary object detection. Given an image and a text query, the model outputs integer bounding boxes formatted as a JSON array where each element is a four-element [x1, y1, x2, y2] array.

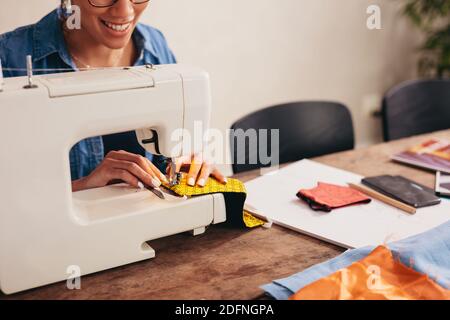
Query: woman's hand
[[72, 150, 168, 192], [169, 154, 227, 187]]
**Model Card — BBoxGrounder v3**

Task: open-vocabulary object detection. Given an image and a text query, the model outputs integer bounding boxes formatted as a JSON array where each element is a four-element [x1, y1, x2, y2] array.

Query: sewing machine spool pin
[[23, 55, 38, 89]]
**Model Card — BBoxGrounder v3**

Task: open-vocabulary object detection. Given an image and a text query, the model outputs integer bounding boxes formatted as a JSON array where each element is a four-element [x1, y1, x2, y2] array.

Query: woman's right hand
[[72, 150, 168, 192]]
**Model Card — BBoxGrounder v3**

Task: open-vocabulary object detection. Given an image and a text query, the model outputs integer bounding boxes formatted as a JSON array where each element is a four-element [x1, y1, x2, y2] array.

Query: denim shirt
[[0, 9, 176, 180]]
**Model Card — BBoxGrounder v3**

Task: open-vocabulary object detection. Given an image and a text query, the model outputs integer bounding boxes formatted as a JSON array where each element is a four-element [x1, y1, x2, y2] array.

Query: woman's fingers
[[108, 169, 140, 188], [196, 162, 212, 187], [82, 151, 173, 191], [106, 150, 164, 186], [187, 154, 203, 186], [107, 157, 160, 188], [211, 168, 227, 184], [161, 153, 228, 188], [145, 158, 169, 184]]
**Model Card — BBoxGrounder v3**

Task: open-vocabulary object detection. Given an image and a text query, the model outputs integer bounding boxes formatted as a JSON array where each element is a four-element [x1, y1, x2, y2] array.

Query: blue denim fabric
[[0, 9, 176, 180], [262, 220, 450, 299]]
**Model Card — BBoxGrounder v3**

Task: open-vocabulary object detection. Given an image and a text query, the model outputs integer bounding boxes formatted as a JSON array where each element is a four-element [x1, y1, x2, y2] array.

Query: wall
[[0, 0, 421, 173]]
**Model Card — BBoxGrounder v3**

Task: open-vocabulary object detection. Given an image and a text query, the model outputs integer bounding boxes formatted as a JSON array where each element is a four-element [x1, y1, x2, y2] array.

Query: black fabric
[[296, 193, 333, 212], [382, 79, 450, 142], [102, 131, 146, 157], [230, 101, 355, 174], [223, 192, 247, 228]]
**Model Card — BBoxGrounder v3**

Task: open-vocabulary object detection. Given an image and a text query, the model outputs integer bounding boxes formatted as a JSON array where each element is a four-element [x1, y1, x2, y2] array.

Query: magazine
[[391, 139, 450, 174]]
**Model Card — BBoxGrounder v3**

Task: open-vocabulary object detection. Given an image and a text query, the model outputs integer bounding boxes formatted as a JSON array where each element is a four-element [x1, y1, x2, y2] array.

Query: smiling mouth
[[101, 19, 133, 32]]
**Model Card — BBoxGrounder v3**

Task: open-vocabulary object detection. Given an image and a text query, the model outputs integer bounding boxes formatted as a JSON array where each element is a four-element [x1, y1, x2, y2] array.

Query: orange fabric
[[297, 182, 371, 210], [290, 246, 450, 300]]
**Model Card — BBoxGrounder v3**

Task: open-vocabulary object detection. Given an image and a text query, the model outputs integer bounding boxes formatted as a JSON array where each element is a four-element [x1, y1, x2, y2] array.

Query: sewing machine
[[0, 63, 227, 294]]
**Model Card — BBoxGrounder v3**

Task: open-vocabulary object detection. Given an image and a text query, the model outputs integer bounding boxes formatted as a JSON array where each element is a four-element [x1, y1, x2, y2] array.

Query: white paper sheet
[[245, 160, 450, 249]]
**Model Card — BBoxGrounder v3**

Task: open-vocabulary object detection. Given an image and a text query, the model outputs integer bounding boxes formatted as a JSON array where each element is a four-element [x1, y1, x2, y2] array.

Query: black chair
[[382, 79, 450, 141], [230, 101, 355, 174]]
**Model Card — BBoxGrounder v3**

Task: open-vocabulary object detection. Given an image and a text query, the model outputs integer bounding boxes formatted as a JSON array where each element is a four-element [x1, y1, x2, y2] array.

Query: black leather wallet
[[362, 175, 441, 208]]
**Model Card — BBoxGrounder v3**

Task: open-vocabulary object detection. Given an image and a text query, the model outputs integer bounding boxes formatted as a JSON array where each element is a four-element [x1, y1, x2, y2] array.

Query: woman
[[0, 0, 226, 191]]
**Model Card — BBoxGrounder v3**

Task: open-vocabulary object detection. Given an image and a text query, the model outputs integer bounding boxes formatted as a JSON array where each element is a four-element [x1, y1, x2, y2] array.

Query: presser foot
[[164, 158, 182, 187]]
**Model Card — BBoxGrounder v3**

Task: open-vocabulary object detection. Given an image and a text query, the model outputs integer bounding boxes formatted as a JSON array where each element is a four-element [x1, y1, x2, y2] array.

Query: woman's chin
[[97, 32, 133, 50], [101, 38, 131, 50]]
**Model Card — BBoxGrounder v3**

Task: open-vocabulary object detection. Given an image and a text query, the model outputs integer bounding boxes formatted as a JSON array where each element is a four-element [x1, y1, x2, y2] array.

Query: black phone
[[362, 175, 441, 208], [435, 171, 450, 197]]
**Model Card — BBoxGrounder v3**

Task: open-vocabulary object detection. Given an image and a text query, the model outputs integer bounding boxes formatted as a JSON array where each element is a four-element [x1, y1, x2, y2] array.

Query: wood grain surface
[[2, 130, 449, 300]]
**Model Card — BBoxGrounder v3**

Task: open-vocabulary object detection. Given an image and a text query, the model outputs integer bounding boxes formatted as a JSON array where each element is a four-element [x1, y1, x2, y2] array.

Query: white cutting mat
[[245, 160, 450, 249]]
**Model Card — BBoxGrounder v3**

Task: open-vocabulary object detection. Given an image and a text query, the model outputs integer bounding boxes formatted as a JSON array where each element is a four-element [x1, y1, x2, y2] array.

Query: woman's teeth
[[102, 20, 131, 32]]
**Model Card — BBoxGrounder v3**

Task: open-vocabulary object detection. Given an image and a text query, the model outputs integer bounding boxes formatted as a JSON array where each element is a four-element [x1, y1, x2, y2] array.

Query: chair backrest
[[382, 79, 450, 141], [230, 101, 355, 174]]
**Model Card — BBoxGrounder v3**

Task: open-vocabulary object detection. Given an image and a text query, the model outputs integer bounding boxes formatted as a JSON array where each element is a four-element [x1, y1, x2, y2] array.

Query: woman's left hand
[[169, 154, 227, 187]]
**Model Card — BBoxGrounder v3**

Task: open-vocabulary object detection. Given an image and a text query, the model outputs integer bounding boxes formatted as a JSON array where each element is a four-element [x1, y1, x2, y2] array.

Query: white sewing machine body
[[0, 65, 226, 294]]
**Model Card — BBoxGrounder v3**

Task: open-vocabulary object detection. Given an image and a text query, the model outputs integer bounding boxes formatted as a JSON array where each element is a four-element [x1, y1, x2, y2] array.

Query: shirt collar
[[134, 23, 159, 60], [32, 10, 159, 67], [33, 9, 74, 68]]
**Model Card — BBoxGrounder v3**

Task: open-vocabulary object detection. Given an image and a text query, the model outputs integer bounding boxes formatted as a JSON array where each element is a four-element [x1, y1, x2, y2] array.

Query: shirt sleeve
[[0, 26, 35, 78]]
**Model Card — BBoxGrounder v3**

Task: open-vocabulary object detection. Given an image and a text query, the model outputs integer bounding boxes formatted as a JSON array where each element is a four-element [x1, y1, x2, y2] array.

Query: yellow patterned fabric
[[166, 176, 264, 228], [170, 176, 246, 196], [243, 211, 265, 228]]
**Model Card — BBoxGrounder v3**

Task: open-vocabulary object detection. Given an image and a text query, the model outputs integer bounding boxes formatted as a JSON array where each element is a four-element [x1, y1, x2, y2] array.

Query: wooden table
[[2, 130, 449, 300]]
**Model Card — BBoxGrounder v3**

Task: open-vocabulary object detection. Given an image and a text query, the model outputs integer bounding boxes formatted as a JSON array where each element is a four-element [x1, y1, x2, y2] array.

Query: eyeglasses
[[88, 0, 150, 8]]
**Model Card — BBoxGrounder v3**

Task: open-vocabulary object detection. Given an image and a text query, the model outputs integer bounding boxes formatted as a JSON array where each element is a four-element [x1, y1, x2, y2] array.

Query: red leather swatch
[[297, 182, 371, 212]]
